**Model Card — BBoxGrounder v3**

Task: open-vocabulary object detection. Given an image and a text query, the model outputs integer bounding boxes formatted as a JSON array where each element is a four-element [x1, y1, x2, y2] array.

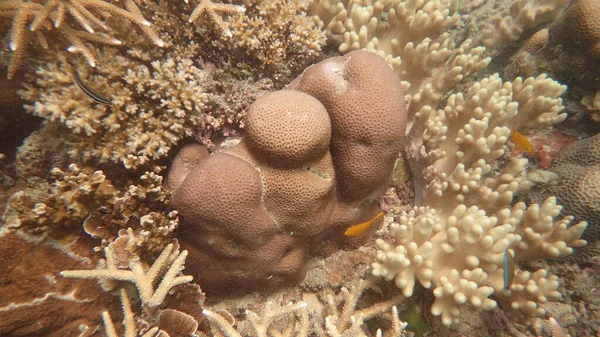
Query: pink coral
[[168, 51, 407, 295]]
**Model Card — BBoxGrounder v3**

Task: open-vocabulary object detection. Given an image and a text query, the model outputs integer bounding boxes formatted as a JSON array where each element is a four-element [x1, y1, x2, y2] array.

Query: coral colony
[[0, 0, 599, 336]]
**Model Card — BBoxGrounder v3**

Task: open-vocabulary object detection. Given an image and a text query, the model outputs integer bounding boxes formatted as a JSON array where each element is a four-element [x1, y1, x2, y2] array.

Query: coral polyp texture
[[168, 50, 407, 294], [539, 133, 600, 258]]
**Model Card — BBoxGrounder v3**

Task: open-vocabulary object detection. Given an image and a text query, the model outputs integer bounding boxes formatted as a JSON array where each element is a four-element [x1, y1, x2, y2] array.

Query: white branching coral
[[308, 0, 585, 326], [372, 71, 587, 326], [203, 302, 309, 337], [310, 0, 490, 101], [321, 278, 407, 337], [61, 243, 193, 307]]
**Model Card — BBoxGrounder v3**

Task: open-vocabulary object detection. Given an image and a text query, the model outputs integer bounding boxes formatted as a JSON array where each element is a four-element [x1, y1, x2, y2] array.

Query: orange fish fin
[[510, 130, 534, 154]]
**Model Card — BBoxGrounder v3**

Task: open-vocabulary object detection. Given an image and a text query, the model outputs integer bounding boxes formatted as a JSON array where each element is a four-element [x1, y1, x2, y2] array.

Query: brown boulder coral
[[168, 50, 407, 295], [548, 133, 600, 243], [507, 0, 600, 89], [545, 0, 600, 84]]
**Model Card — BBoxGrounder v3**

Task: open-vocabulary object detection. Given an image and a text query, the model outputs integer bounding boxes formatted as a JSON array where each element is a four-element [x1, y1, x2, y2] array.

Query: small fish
[[344, 211, 384, 237], [503, 250, 516, 291], [510, 129, 534, 154], [73, 71, 112, 105]]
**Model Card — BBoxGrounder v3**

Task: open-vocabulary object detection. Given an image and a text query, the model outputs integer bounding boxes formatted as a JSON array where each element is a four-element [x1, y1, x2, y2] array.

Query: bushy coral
[[3, 164, 118, 232], [19, 47, 216, 169], [3, 164, 180, 259], [206, 0, 327, 83]]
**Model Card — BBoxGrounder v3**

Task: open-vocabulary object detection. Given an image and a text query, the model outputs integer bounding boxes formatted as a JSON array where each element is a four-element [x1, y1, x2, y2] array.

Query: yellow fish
[[344, 212, 384, 237], [510, 130, 534, 154]]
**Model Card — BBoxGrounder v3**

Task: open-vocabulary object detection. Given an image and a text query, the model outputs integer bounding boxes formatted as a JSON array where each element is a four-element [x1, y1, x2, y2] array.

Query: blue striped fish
[[503, 250, 516, 291], [73, 71, 112, 105]]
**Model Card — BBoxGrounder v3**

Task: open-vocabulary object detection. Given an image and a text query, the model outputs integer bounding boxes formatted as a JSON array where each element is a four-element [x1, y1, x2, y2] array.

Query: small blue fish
[[503, 250, 515, 291]]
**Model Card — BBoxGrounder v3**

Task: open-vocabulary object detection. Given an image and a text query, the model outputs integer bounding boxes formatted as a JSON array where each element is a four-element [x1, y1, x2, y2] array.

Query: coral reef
[[372, 70, 587, 325], [1, 0, 599, 335], [169, 50, 406, 295], [481, 0, 569, 51], [498, 0, 600, 93], [0, 0, 164, 78]]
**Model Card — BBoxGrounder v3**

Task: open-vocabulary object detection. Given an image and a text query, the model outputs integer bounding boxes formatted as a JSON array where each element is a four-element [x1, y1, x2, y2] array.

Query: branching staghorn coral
[[319, 278, 407, 337], [59, 242, 204, 337], [61, 243, 193, 307], [203, 302, 310, 337], [0, 0, 164, 78], [202, 278, 408, 337]]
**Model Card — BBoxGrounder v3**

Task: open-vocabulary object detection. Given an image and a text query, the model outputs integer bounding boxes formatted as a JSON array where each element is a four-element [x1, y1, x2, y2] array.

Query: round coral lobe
[[244, 90, 331, 168]]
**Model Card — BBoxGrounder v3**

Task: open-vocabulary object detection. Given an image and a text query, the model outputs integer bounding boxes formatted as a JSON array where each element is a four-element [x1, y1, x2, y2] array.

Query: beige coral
[[19, 46, 211, 169], [0, 0, 163, 78], [2, 164, 118, 232], [372, 71, 586, 325], [61, 243, 193, 307], [481, 0, 569, 50]]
